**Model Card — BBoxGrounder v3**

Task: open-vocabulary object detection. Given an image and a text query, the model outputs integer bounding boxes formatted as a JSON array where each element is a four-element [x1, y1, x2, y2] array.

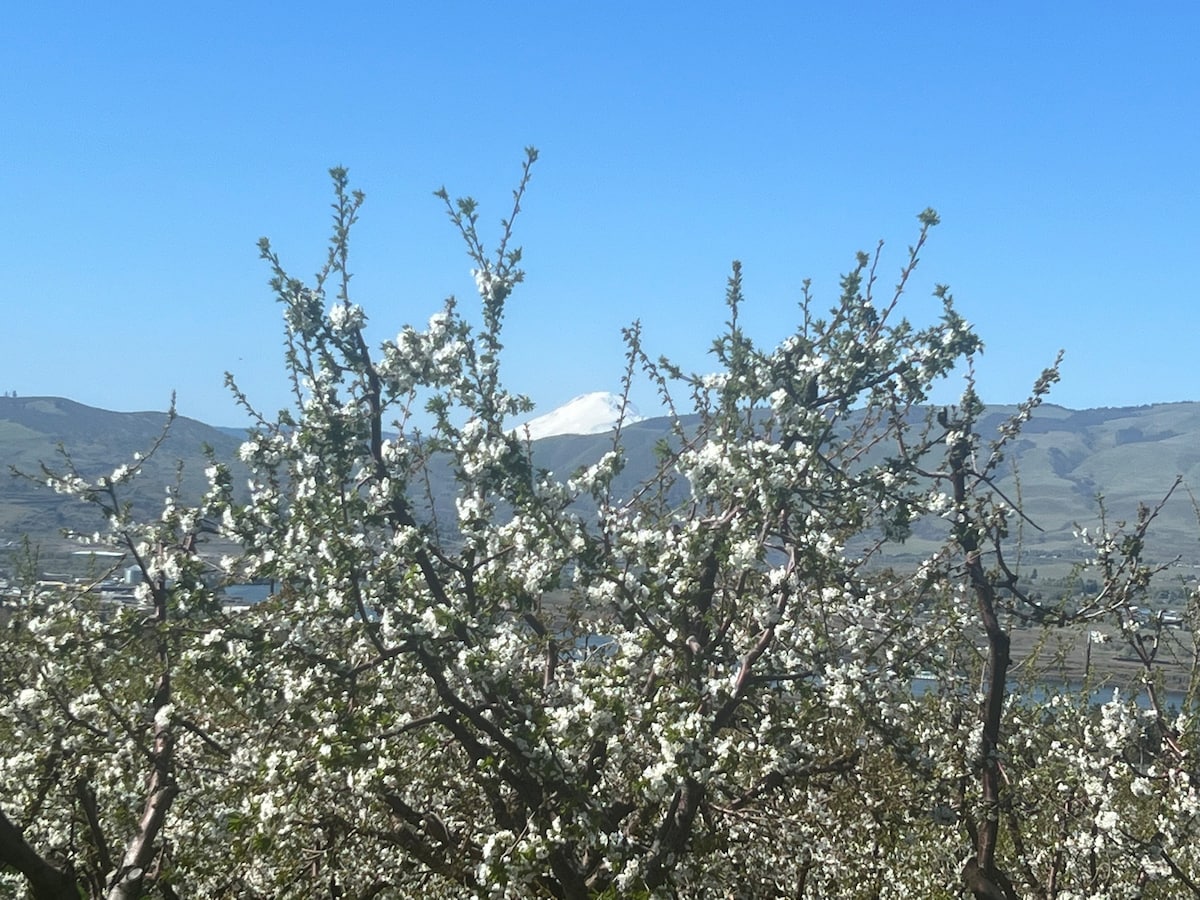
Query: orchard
[[3, 151, 1196, 899]]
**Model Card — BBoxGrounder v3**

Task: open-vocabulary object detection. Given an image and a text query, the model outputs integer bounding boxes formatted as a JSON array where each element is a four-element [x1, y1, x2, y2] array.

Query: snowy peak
[[518, 392, 643, 441]]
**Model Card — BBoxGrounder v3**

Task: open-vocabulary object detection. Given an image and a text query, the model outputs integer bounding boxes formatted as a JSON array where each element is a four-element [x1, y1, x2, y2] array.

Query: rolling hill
[[0, 396, 248, 569], [2, 396, 1198, 577]]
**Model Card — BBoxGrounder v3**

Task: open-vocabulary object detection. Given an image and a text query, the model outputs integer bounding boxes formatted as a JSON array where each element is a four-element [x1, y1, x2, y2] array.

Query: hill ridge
[[3, 396, 1198, 574]]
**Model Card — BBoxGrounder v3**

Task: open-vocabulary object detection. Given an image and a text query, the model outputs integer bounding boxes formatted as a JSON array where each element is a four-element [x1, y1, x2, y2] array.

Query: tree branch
[[0, 806, 79, 900]]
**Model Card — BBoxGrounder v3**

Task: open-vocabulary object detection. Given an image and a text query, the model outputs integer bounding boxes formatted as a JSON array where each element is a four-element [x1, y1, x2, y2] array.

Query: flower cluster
[[4, 159, 1198, 899]]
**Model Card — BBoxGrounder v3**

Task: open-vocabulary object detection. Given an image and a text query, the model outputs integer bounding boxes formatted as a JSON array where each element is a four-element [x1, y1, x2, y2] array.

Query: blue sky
[[3, 3, 1197, 426]]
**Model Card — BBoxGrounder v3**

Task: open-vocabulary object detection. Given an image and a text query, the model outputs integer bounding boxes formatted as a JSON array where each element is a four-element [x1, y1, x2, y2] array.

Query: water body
[[570, 633, 1191, 710], [913, 675, 1188, 711]]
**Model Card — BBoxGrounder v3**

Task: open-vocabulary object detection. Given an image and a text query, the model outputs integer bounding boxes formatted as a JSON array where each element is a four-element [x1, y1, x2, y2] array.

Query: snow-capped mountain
[[517, 392, 643, 441]]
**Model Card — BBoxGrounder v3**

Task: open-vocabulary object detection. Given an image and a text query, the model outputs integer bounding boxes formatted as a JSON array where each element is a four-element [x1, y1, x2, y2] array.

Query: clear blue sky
[[3, 3, 1197, 426]]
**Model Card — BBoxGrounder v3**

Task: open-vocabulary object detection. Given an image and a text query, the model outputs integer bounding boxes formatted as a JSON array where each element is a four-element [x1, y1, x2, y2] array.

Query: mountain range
[[516, 392, 643, 440], [2, 394, 1198, 576]]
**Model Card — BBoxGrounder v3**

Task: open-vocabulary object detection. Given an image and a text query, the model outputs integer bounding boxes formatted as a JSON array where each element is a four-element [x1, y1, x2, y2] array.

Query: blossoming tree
[[3, 150, 1199, 898]]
